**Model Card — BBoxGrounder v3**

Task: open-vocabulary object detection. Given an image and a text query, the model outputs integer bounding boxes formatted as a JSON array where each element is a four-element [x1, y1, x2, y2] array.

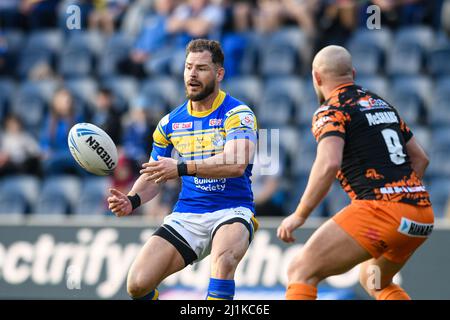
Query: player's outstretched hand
[[277, 214, 306, 243], [108, 188, 132, 217]]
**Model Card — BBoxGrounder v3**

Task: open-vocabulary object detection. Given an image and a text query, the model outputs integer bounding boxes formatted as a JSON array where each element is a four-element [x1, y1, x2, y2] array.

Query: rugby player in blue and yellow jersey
[[107, 39, 259, 300]]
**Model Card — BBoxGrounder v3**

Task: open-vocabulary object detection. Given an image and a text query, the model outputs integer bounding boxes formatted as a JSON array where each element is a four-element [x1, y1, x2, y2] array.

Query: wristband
[[127, 193, 141, 211], [177, 160, 196, 177]]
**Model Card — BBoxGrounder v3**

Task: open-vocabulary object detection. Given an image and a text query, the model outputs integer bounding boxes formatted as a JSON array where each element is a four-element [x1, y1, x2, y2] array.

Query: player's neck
[[323, 79, 354, 101], [190, 88, 220, 112]]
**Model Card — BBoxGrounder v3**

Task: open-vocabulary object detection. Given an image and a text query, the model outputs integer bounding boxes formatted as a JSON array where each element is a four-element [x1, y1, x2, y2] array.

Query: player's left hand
[[140, 156, 178, 183], [277, 214, 306, 243]]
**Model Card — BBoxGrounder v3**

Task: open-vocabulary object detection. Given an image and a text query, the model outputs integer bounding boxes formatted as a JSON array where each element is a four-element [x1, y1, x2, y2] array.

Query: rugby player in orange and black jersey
[[312, 82, 431, 207]]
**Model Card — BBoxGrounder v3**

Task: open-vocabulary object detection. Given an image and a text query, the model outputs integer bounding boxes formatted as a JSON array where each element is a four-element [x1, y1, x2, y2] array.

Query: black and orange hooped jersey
[[311, 82, 431, 207]]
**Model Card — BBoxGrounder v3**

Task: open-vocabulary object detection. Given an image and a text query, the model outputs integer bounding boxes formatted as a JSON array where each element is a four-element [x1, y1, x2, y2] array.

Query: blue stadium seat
[[222, 76, 262, 108], [258, 77, 303, 126], [408, 126, 432, 153], [0, 175, 40, 215], [65, 77, 98, 112], [97, 33, 132, 77], [59, 46, 94, 78], [258, 28, 304, 76], [18, 30, 63, 78], [74, 177, 110, 215], [66, 30, 105, 57], [356, 75, 388, 98], [0, 78, 16, 120], [291, 128, 316, 176], [278, 126, 302, 162], [391, 76, 432, 111], [11, 81, 50, 134], [347, 28, 393, 52], [395, 26, 435, 51], [388, 90, 425, 126], [34, 175, 82, 215], [101, 76, 138, 113], [286, 174, 327, 217], [427, 178, 450, 218], [325, 182, 350, 216], [386, 42, 424, 76], [429, 77, 450, 126], [428, 45, 450, 76], [427, 128, 450, 177], [140, 76, 184, 111], [237, 32, 260, 75], [348, 42, 383, 76], [297, 79, 319, 125]]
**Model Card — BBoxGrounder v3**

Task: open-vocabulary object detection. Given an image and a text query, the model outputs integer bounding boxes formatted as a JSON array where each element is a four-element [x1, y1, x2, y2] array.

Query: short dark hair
[[186, 39, 224, 67]]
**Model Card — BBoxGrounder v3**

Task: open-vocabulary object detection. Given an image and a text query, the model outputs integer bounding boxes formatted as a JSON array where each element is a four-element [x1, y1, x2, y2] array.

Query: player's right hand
[[108, 188, 132, 217], [277, 214, 306, 243]]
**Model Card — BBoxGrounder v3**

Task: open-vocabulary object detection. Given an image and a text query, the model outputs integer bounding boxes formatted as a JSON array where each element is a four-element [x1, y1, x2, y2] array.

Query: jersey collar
[[187, 90, 226, 117], [329, 82, 355, 98]]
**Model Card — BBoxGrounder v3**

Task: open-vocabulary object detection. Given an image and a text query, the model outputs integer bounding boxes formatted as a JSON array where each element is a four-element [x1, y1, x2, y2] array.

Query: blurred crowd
[[0, 0, 449, 219]]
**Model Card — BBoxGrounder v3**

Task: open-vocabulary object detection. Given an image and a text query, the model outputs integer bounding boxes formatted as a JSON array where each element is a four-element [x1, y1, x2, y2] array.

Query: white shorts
[[153, 206, 257, 265]]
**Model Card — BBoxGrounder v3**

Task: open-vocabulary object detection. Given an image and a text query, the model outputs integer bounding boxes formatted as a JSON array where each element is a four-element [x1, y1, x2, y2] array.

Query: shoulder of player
[[157, 101, 189, 128], [222, 96, 255, 118]]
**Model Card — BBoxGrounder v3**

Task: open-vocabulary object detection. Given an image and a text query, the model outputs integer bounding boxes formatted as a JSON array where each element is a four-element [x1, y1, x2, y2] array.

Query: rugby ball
[[68, 123, 118, 176]]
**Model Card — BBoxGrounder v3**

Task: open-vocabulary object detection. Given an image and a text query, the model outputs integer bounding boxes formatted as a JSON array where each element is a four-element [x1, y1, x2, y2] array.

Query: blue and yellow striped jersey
[[150, 90, 258, 214]]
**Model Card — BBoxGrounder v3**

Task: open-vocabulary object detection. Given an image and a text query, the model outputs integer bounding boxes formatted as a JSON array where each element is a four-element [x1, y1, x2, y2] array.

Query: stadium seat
[[296, 79, 319, 125], [0, 175, 40, 215], [11, 81, 51, 134], [429, 77, 450, 126], [258, 77, 303, 126], [97, 32, 133, 77], [17, 30, 63, 78], [65, 30, 105, 57], [237, 32, 260, 75], [34, 175, 82, 215], [286, 174, 327, 217], [386, 42, 424, 76], [408, 125, 431, 153], [58, 46, 94, 78], [2, 30, 25, 73], [140, 76, 184, 111], [0, 78, 16, 120], [356, 75, 388, 98], [427, 178, 450, 218], [258, 28, 304, 76], [222, 76, 262, 108], [348, 42, 383, 76], [325, 182, 350, 216], [427, 128, 450, 177], [65, 77, 98, 112], [347, 27, 393, 52], [395, 26, 435, 51], [391, 76, 433, 111], [101, 76, 139, 113], [74, 177, 110, 215], [428, 45, 450, 76], [388, 90, 426, 126]]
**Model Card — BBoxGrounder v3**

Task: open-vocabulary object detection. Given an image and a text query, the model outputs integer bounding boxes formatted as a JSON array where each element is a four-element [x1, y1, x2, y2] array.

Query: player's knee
[[212, 250, 240, 278], [127, 273, 154, 299], [287, 253, 322, 286]]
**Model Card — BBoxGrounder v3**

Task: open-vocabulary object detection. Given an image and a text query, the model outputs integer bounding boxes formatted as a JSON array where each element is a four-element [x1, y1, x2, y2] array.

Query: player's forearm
[[294, 159, 338, 219], [128, 174, 161, 204], [188, 152, 247, 178]]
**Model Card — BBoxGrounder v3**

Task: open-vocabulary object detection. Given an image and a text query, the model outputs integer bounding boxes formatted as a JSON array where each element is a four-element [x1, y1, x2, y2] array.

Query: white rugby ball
[[68, 123, 118, 176]]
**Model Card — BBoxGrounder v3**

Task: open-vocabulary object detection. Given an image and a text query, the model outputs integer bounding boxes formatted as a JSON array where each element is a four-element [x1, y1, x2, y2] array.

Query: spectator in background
[[119, 0, 178, 77], [20, 0, 60, 30], [40, 88, 83, 175], [89, 0, 131, 35], [0, 114, 41, 177], [221, 0, 254, 78], [122, 96, 157, 173], [91, 87, 122, 145]]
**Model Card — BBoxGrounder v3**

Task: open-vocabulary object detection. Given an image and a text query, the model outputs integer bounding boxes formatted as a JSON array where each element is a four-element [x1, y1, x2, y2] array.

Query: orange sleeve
[[311, 108, 350, 142]]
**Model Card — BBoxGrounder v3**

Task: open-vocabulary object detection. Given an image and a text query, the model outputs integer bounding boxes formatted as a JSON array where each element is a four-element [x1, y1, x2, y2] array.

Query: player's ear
[[216, 65, 225, 82], [313, 70, 322, 86]]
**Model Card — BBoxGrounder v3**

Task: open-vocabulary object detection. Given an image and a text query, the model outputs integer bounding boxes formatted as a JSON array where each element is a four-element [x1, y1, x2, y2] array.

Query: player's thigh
[[128, 235, 185, 289], [359, 256, 406, 293], [210, 222, 250, 274], [289, 219, 372, 280]]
